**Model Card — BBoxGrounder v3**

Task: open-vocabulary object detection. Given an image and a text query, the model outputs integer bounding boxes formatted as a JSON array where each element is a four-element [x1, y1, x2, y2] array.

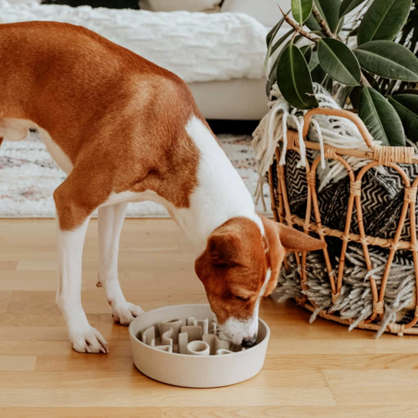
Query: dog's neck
[[168, 116, 261, 256]]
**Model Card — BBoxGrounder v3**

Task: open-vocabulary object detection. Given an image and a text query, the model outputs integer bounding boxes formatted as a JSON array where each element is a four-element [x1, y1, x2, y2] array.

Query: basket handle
[[302, 108, 375, 151]]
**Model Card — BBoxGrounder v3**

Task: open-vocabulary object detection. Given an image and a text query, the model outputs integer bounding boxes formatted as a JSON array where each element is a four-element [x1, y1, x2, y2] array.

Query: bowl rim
[[129, 303, 270, 359]]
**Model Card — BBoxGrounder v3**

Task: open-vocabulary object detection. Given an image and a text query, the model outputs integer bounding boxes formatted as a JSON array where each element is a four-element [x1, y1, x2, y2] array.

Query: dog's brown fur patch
[[0, 22, 202, 230], [195, 217, 267, 324], [195, 216, 325, 324]]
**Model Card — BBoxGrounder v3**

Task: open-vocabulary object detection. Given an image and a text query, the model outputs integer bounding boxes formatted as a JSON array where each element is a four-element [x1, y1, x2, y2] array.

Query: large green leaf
[[322, 75, 334, 92], [354, 41, 418, 82], [265, 14, 289, 72], [358, 0, 412, 45], [314, 0, 341, 33], [359, 87, 405, 146], [317, 38, 361, 86], [266, 28, 296, 80], [339, 0, 367, 18], [266, 19, 283, 49], [301, 45, 313, 64], [305, 12, 322, 31], [292, 0, 313, 25], [311, 63, 328, 84], [266, 30, 297, 95], [335, 16, 345, 34], [277, 40, 319, 109], [266, 68, 277, 96], [266, 21, 280, 48], [389, 94, 418, 141], [349, 85, 362, 109], [309, 51, 327, 84], [270, 28, 295, 56], [309, 50, 320, 71]]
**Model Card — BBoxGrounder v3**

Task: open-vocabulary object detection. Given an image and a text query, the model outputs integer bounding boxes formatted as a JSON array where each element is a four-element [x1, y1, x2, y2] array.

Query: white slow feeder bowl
[[129, 304, 270, 388]]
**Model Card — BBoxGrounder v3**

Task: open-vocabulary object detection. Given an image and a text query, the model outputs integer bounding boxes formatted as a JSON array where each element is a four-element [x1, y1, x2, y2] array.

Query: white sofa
[[6, 0, 291, 120], [187, 0, 291, 120], [139, 0, 291, 120]]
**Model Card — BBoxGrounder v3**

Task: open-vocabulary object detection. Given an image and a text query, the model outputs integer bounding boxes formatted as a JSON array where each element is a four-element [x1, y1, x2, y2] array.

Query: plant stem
[[312, 5, 335, 38], [361, 72, 371, 87], [278, 6, 319, 43]]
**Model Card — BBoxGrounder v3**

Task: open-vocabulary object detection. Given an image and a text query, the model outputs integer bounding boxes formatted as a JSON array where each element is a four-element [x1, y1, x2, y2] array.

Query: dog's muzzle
[[241, 335, 257, 348]]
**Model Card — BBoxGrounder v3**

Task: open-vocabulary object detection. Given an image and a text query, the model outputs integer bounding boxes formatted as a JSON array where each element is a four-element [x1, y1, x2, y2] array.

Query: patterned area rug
[[0, 133, 271, 218]]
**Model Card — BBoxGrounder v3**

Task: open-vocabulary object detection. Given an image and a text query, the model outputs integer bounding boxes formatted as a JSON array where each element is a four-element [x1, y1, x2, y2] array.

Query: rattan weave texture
[[270, 108, 418, 336]]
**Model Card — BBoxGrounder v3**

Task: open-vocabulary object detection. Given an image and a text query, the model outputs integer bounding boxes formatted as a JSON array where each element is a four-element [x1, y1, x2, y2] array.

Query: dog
[[0, 21, 325, 353]]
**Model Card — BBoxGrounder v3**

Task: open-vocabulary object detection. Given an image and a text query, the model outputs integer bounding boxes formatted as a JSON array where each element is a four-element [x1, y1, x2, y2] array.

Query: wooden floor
[[1, 219, 418, 417]]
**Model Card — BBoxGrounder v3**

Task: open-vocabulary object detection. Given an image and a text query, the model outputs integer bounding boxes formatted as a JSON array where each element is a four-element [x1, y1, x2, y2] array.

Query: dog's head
[[195, 215, 325, 346]]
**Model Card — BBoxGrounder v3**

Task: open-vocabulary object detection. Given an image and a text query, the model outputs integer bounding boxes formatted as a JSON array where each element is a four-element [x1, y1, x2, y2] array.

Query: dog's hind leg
[[54, 167, 109, 354], [98, 203, 144, 325]]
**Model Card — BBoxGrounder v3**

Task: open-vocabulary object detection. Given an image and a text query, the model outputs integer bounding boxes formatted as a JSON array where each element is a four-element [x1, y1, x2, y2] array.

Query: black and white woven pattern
[[275, 143, 418, 335], [283, 149, 418, 255]]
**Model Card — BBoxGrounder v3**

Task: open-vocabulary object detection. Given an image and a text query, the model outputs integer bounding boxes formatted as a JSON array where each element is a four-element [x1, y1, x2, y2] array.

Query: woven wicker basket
[[269, 107, 418, 336]]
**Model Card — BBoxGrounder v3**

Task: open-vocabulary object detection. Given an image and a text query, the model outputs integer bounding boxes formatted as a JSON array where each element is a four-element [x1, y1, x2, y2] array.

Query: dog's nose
[[241, 335, 257, 348]]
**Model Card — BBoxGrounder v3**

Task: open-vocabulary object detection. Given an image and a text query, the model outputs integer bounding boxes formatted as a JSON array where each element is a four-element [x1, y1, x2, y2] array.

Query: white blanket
[[0, 1, 267, 83]]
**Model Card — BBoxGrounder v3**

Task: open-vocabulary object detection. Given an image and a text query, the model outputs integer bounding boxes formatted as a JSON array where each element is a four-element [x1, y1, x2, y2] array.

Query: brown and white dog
[[0, 22, 324, 353]]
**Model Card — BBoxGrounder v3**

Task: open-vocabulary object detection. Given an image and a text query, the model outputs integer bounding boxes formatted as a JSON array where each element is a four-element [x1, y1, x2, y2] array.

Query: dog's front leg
[[56, 216, 108, 353], [98, 203, 143, 325], [54, 177, 108, 354]]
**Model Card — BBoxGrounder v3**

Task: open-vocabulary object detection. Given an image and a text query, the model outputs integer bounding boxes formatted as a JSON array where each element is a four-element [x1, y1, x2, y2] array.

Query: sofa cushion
[[0, 1, 267, 83], [139, 0, 222, 12]]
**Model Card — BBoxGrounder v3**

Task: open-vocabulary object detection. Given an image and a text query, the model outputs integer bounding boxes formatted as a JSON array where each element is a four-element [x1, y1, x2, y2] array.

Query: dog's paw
[[70, 326, 108, 354], [112, 302, 144, 326]]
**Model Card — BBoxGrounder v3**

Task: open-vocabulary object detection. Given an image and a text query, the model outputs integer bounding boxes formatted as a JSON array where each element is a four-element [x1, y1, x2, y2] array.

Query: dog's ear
[[207, 231, 244, 267], [275, 223, 325, 252]]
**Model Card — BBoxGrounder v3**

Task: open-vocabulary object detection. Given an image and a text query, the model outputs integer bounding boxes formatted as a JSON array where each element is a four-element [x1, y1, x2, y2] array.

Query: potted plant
[[258, 0, 418, 337], [265, 0, 418, 144]]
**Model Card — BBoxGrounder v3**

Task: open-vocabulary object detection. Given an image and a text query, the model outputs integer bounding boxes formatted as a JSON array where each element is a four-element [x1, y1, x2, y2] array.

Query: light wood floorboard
[[0, 219, 417, 417]]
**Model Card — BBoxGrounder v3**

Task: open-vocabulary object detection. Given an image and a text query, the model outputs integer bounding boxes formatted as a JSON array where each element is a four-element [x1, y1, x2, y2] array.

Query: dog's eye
[[234, 295, 249, 302]]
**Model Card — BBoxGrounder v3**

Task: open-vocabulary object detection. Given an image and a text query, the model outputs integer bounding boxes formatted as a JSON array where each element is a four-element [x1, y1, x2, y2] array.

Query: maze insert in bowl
[[129, 304, 270, 388], [140, 315, 245, 356]]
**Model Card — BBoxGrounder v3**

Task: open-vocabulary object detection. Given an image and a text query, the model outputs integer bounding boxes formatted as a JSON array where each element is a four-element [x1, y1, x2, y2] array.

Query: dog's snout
[[241, 335, 257, 348]]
